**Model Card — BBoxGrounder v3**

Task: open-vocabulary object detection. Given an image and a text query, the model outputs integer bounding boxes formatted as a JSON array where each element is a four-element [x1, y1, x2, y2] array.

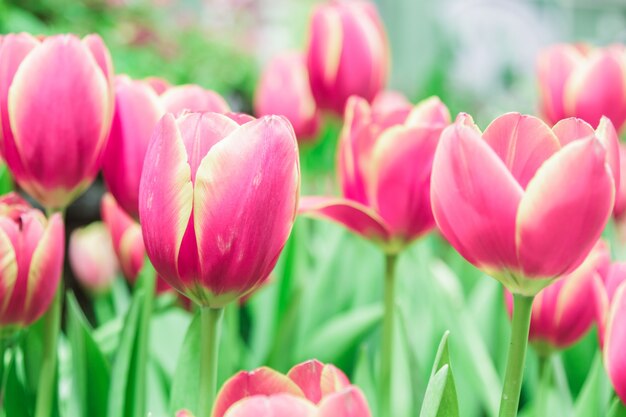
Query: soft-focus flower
[[101, 193, 171, 294], [0, 33, 114, 210], [505, 240, 609, 352], [604, 280, 626, 404], [255, 52, 320, 142], [103, 76, 230, 219], [300, 92, 450, 253], [0, 193, 64, 328], [537, 44, 626, 132], [212, 360, 370, 417], [306, 0, 388, 114], [593, 261, 626, 347], [431, 113, 616, 295], [138, 112, 300, 307], [614, 144, 626, 220], [69, 222, 118, 294]]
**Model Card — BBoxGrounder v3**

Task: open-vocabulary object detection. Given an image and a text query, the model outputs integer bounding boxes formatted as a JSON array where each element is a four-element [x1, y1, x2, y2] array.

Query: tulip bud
[[505, 240, 609, 352], [538, 44, 626, 132], [593, 261, 626, 347], [306, 0, 388, 114], [0, 33, 114, 210], [604, 281, 626, 404], [138, 112, 300, 307], [0, 193, 64, 328], [300, 92, 450, 253], [316, 387, 372, 417], [69, 222, 118, 294], [431, 113, 615, 295], [255, 52, 320, 142], [101, 193, 171, 294]]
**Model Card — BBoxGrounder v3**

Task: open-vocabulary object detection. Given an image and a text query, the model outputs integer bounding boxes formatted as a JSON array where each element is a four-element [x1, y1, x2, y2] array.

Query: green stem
[[380, 253, 398, 417], [226, 303, 240, 367], [534, 355, 552, 417], [499, 294, 534, 417], [34, 285, 62, 417], [198, 306, 224, 417]]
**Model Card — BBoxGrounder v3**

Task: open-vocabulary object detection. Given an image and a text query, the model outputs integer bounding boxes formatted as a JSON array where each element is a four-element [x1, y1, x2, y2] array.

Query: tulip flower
[[139, 112, 299, 416], [431, 113, 617, 417], [255, 52, 320, 142], [103, 76, 230, 219], [100, 193, 171, 294], [593, 262, 626, 347], [0, 193, 64, 329], [0, 33, 114, 210], [614, 144, 626, 220], [604, 280, 626, 404], [69, 222, 118, 294], [538, 44, 626, 132], [505, 241, 610, 354], [306, 0, 388, 114]]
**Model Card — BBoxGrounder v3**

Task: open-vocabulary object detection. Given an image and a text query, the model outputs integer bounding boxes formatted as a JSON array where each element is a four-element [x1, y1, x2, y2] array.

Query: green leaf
[[419, 332, 459, 417], [431, 331, 451, 377], [0, 162, 13, 195], [169, 313, 201, 415], [4, 349, 31, 417], [67, 293, 110, 417], [295, 303, 383, 364], [573, 353, 609, 417], [608, 398, 626, 417]]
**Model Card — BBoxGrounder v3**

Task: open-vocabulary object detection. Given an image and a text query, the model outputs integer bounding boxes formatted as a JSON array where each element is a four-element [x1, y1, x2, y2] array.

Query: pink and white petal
[[482, 113, 560, 189], [592, 274, 610, 348], [604, 283, 626, 404], [223, 395, 316, 417], [516, 138, 614, 278], [161, 85, 230, 115], [431, 123, 523, 272], [614, 144, 626, 219], [82, 34, 114, 82], [286, 360, 350, 404], [138, 114, 193, 291], [144, 76, 170, 94], [0, 226, 18, 323], [193, 116, 299, 304], [315, 387, 372, 417], [213, 368, 306, 417], [299, 196, 390, 243], [369, 125, 442, 241], [551, 117, 595, 146], [596, 117, 621, 206], [405, 96, 451, 127]]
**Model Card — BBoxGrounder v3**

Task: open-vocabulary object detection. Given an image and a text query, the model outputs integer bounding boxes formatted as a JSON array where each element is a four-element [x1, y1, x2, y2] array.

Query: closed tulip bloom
[[69, 222, 119, 294], [0, 33, 114, 210], [505, 241, 610, 352], [431, 113, 616, 295], [300, 93, 450, 253], [0, 193, 64, 328], [593, 262, 626, 347], [538, 44, 626, 132], [255, 52, 320, 142], [138, 112, 300, 307], [604, 280, 626, 404], [306, 0, 388, 114]]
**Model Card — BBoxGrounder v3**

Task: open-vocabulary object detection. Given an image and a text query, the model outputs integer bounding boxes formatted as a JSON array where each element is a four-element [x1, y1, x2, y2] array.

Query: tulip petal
[[551, 117, 595, 146], [213, 368, 306, 417], [596, 117, 621, 207], [298, 196, 390, 243], [193, 116, 299, 306], [405, 96, 451, 127], [604, 282, 626, 404], [482, 113, 560, 189], [139, 114, 193, 291], [161, 85, 230, 115], [0, 226, 18, 322], [223, 395, 316, 417], [316, 387, 372, 417], [431, 123, 523, 272], [516, 138, 614, 278], [369, 124, 441, 241], [287, 360, 350, 404]]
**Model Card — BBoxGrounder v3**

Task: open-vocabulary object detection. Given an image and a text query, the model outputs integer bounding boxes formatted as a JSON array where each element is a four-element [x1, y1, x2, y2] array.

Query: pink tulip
[[299, 93, 450, 253], [222, 395, 316, 417], [144, 76, 171, 94], [0, 33, 114, 210], [593, 262, 626, 347], [316, 387, 371, 417], [306, 0, 388, 114], [103, 76, 231, 219], [69, 222, 119, 294], [538, 44, 626, 132], [604, 280, 626, 404], [505, 240, 610, 351], [138, 112, 300, 307], [101, 193, 172, 294], [255, 52, 320, 142], [431, 113, 616, 295], [614, 144, 626, 220], [0, 193, 64, 327]]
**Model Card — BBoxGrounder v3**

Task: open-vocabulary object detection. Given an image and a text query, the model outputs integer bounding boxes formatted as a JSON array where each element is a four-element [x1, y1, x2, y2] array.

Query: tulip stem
[[380, 253, 398, 417], [199, 306, 224, 417], [499, 293, 534, 417], [34, 284, 63, 417]]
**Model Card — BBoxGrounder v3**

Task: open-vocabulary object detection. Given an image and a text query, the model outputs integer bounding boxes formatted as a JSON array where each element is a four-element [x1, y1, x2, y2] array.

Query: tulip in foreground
[[604, 280, 626, 405], [431, 112, 617, 417], [0, 33, 114, 210], [306, 0, 388, 114], [255, 52, 320, 142], [538, 43, 626, 132], [69, 222, 118, 295], [139, 111, 300, 417]]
